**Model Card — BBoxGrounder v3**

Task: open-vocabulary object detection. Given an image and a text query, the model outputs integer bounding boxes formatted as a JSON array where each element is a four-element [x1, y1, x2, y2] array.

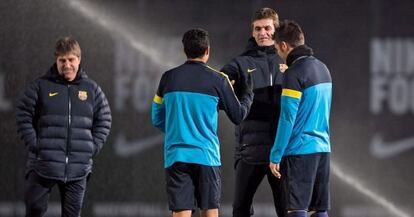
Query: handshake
[[232, 70, 254, 97]]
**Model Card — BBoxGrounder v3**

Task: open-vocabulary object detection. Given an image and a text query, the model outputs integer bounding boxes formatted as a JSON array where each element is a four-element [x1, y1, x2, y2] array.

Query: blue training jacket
[[152, 60, 253, 168], [270, 45, 332, 163]]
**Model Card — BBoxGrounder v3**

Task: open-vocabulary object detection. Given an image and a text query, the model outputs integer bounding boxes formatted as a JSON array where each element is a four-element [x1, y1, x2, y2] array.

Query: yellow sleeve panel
[[153, 95, 163, 104], [282, 88, 302, 99]]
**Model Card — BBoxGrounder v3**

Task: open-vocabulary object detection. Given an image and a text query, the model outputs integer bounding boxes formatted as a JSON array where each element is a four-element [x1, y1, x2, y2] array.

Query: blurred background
[[1, 0, 413, 216]]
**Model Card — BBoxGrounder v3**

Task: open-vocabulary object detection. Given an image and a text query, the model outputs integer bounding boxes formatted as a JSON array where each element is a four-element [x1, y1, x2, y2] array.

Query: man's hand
[[240, 71, 253, 95], [269, 162, 281, 179]]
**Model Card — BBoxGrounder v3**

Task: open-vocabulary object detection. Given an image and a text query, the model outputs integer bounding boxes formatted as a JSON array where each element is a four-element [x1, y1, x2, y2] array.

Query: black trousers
[[24, 171, 87, 217], [233, 160, 285, 217]]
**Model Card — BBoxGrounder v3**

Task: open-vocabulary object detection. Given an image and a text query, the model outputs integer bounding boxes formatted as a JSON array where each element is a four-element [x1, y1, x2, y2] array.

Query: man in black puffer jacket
[[221, 8, 286, 217], [16, 37, 112, 217]]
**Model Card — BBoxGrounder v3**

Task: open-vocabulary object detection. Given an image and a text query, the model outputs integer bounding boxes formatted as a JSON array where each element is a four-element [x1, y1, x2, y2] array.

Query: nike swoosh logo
[[370, 134, 414, 159], [247, 68, 256, 73], [49, 92, 58, 97], [113, 133, 163, 157]]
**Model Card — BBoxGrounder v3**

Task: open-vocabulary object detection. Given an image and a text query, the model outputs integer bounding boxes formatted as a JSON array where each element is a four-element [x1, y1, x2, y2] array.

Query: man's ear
[[205, 47, 210, 56], [281, 41, 289, 52]]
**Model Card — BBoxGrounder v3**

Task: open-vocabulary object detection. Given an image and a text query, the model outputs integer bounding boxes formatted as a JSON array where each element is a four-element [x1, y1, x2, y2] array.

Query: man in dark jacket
[[16, 37, 112, 217], [221, 7, 286, 217]]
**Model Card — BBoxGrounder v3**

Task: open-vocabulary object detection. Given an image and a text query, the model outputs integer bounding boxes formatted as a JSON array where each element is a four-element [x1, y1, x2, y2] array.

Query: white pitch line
[[66, 0, 177, 69], [331, 161, 411, 217]]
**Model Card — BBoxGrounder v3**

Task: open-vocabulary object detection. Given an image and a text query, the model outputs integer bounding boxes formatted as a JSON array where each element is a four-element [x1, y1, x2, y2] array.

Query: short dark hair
[[182, 28, 210, 59], [54, 36, 81, 57], [273, 20, 305, 48], [251, 7, 279, 28]]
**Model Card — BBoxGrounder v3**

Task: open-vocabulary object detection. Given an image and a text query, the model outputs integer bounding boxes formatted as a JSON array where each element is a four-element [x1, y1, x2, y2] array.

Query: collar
[[242, 37, 276, 56], [185, 60, 207, 65], [286, 45, 314, 66], [46, 63, 87, 84]]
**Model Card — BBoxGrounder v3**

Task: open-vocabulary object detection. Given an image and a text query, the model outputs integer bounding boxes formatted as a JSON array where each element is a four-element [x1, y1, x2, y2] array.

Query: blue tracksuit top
[[270, 45, 332, 163], [152, 60, 252, 168]]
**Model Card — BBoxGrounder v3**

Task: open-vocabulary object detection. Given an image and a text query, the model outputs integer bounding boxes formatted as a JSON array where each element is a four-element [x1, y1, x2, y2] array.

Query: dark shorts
[[165, 162, 221, 211], [280, 153, 330, 211]]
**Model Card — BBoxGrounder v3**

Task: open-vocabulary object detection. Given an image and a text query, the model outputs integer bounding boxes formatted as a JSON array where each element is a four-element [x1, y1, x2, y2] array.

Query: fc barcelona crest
[[78, 91, 88, 101], [279, 64, 288, 73]]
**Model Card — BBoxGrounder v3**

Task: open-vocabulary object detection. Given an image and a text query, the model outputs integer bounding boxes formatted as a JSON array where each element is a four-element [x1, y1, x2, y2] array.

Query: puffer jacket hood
[[44, 63, 88, 84], [241, 37, 277, 57]]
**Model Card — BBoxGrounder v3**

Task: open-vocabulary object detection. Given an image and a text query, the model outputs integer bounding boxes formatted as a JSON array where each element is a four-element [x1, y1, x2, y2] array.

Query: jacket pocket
[[239, 144, 271, 164]]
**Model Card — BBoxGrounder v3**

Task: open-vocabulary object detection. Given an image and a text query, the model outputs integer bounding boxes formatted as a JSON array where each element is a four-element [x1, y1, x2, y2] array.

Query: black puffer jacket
[[221, 38, 284, 165], [16, 64, 112, 182]]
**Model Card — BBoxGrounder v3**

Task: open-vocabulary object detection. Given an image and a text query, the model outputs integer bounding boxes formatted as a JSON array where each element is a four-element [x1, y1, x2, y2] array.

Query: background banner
[[1, 0, 413, 216]]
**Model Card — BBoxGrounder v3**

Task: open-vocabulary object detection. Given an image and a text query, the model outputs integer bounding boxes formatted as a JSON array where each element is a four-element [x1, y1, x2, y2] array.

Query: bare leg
[[200, 208, 218, 217], [308, 210, 328, 217], [173, 210, 192, 217]]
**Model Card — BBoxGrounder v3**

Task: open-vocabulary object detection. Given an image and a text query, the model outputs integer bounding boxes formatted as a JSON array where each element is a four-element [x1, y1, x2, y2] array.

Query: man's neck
[[188, 54, 208, 63]]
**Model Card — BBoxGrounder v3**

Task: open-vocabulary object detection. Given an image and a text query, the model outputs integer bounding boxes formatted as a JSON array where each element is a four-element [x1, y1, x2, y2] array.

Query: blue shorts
[[165, 162, 221, 211], [280, 153, 330, 211]]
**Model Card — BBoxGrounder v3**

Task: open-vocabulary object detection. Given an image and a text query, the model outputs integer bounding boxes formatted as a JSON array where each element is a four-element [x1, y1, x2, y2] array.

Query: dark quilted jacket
[[221, 38, 284, 165], [16, 64, 112, 182]]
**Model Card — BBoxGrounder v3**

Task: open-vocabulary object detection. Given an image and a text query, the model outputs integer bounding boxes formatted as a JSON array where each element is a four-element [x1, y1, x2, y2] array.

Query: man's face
[[56, 53, 80, 81], [252, 18, 275, 47]]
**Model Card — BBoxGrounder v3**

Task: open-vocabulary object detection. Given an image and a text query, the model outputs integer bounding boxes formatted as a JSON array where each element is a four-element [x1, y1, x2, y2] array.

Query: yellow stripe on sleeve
[[207, 65, 235, 92], [282, 88, 302, 99], [153, 95, 163, 104]]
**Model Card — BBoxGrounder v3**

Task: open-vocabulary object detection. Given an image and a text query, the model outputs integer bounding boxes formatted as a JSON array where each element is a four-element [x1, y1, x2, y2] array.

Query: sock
[[310, 211, 328, 217], [287, 210, 307, 217]]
